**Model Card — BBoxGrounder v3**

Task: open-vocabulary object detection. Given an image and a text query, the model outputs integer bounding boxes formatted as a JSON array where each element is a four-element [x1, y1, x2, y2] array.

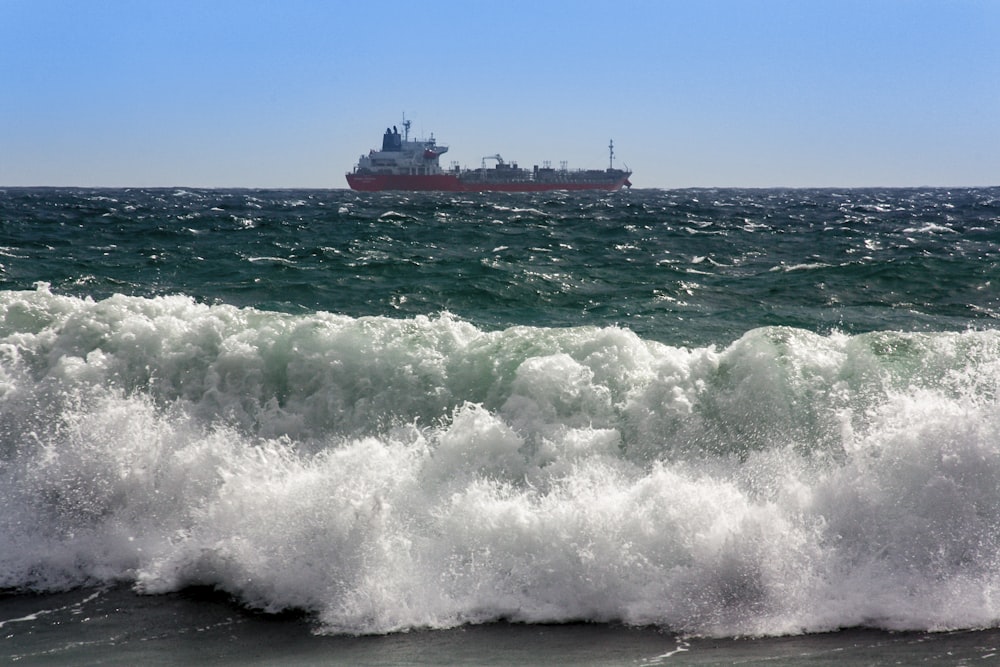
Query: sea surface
[[1, 187, 999, 664]]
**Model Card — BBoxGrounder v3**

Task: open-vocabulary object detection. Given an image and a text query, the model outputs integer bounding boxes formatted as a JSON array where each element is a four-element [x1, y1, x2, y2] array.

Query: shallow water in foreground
[[3, 587, 1000, 666]]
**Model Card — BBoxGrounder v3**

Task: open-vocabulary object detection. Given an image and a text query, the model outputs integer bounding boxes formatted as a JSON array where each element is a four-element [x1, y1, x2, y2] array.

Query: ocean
[[1, 187, 999, 664]]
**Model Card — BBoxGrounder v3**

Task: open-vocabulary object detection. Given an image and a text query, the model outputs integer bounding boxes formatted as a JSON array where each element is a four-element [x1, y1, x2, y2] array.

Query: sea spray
[[2, 287, 1000, 635]]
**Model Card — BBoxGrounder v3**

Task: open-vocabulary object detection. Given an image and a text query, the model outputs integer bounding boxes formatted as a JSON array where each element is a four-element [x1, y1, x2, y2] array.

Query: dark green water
[[3, 188, 997, 346]]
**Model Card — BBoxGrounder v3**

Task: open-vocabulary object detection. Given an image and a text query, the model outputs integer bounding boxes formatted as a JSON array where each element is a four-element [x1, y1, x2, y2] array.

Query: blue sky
[[2, 0, 997, 188]]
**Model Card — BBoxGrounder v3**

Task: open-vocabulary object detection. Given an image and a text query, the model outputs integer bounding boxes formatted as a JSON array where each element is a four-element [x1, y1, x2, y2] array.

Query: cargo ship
[[346, 120, 632, 192]]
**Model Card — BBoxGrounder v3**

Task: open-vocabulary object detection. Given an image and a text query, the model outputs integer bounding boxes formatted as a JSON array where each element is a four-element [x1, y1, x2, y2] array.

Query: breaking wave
[[1, 285, 999, 636]]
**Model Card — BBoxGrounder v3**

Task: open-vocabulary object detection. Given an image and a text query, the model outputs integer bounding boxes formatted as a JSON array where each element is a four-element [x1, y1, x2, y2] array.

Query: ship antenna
[[609, 139, 615, 170]]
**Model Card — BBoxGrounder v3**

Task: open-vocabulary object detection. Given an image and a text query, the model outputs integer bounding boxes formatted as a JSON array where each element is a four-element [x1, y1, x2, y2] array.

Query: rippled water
[[3, 188, 997, 345]]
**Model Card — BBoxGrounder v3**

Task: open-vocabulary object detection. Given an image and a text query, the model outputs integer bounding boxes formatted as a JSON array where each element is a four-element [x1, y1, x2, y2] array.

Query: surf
[[1, 286, 999, 635]]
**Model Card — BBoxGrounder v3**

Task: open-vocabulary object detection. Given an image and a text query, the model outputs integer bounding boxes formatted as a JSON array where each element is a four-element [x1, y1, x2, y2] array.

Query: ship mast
[[609, 139, 615, 170]]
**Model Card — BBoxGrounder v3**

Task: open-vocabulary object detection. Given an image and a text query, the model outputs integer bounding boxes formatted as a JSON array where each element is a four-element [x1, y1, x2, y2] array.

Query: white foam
[[1, 287, 999, 636]]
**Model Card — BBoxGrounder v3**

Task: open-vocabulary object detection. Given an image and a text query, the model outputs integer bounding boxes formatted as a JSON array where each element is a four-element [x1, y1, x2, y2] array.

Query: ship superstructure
[[346, 120, 631, 192]]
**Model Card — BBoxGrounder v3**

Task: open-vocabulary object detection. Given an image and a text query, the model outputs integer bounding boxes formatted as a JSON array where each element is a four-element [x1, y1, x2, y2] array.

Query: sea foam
[[1, 286, 999, 636]]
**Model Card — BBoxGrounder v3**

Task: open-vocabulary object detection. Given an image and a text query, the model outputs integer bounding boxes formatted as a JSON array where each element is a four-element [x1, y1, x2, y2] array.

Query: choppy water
[[1, 187, 1000, 647]]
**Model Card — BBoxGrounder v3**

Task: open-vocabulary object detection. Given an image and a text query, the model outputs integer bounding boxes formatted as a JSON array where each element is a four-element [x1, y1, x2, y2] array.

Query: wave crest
[[2, 288, 1000, 635]]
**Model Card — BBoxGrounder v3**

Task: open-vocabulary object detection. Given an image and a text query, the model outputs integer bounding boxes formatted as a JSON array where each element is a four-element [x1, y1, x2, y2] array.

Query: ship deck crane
[[481, 154, 506, 169]]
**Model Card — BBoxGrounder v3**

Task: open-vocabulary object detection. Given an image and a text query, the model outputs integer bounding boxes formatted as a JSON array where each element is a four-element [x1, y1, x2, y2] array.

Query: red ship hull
[[346, 172, 631, 192]]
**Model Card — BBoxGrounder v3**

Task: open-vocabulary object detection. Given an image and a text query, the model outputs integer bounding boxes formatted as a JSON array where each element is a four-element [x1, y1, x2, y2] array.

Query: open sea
[[1, 186, 1000, 665]]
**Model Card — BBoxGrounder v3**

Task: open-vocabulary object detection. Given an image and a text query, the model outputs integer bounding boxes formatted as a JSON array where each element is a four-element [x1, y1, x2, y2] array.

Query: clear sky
[[2, 0, 998, 188]]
